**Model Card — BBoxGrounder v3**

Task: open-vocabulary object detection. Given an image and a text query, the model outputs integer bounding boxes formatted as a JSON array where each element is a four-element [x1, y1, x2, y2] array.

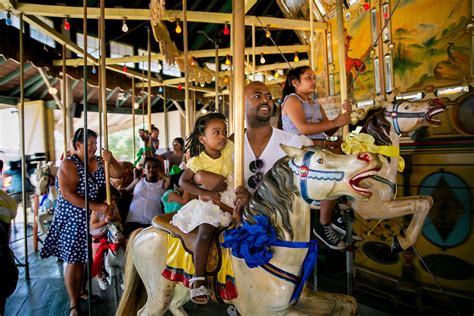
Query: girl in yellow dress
[[171, 112, 236, 304]]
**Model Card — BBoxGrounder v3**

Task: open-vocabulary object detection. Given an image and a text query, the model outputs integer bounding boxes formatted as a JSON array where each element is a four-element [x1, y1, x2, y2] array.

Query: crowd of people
[[4, 68, 353, 315]]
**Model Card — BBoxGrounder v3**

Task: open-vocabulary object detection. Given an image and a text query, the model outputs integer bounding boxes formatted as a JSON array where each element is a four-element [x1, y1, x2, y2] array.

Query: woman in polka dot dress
[[40, 128, 123, 316]]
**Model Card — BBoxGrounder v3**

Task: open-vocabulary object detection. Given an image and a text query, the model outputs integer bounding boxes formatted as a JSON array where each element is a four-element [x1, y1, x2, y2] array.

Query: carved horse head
[[106, 222, 125, 246]]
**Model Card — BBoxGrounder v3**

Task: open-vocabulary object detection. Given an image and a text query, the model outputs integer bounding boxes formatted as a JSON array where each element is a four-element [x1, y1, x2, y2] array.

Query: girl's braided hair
[[184, 112, 227, 158]]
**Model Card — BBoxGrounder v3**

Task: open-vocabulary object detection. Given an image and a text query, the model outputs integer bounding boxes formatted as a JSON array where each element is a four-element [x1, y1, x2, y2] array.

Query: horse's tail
[[116, 228, 147, 316]]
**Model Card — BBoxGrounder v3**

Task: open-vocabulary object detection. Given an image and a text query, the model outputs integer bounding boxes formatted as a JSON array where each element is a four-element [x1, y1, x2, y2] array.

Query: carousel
[[0, 0, 473, 315]]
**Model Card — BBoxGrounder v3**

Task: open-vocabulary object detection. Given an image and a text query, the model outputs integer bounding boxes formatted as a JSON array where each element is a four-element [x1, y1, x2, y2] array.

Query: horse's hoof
[[391, 236, 403, 254]]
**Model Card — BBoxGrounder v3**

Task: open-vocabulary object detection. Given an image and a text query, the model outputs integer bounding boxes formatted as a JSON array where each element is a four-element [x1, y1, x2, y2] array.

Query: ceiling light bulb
[[122, 18, 128, 32], [293, 52, 299, 62], [91, 66, 97, 74], [265, 28, 271, 38], [274, 71, 280, 78], [201, 108, 208, 114], [260, 54, 266, 64], [175, 21, 182, 34], [5, 12, 12, 26], [134, 102, 139, 109], [122, 65, 128, 72], [63, 17, 70, 31], [48, 87, 58, 95], [223, 23, 230, 36], [225, 55, 231, 66], [158, 86, 163, 93]]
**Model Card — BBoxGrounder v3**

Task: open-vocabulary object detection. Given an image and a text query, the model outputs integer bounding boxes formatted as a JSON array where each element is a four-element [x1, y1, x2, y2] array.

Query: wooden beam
[[53, 45, 310, 67], [0, 95, 20, 105], [151, 95, 161, 107], [106, 87, 119, 101], [14, 3, 326, 31], [38, 78, 58, 99], [24, 75, 49, 97], [0, 63, 33, 85], [244, 0, 257, 13]]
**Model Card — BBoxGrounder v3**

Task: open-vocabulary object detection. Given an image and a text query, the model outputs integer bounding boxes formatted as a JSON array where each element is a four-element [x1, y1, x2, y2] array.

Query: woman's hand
[[333, 111, 351, 127], [102, 149, 114, 163]]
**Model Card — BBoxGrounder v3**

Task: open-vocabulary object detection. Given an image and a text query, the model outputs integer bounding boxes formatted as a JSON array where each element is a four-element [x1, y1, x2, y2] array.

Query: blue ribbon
[[222, 215, 318, 304]]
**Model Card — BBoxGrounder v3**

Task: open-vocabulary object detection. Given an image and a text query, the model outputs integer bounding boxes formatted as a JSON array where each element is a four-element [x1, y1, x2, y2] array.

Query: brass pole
[[83, 1, 93, 313], [147, 26, 152, 131], [309, 0, 315, 71], [100, 0, 111, 205], [132, 76, 136, 158], [97, 17, 102, 152], [19, 13, 30, 280], [163, 88, 168, 151], [336, 0, 349, 136], [214, 44, 219, 112], [232, 0, 245, 187], [183, 0, 191, 137], [62, 44, 68, 157], [252, 23, 256, 80]]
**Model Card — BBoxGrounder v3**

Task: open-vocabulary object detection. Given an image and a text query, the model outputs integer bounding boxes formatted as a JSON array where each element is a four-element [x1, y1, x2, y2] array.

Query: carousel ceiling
[[0, 0, 340, 112]]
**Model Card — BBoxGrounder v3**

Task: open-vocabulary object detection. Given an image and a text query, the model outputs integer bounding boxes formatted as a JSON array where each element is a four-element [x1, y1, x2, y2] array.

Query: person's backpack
[[0, 222, 18, 298]]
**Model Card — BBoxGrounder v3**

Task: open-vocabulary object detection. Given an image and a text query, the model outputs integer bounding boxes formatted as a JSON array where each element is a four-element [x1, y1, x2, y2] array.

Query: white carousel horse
[[345, 99, 445, 250], [34, 162, 58, 234], [104, 221, 126, 309], [117, 146, 382, 316]]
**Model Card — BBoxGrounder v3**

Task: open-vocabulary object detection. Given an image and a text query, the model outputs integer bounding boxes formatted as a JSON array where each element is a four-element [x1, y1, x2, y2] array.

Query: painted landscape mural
[[391, 0, 470, 92]]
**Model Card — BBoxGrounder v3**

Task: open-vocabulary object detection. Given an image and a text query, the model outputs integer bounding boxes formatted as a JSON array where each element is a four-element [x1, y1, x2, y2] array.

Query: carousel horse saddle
[[152, 212, 198, 253]]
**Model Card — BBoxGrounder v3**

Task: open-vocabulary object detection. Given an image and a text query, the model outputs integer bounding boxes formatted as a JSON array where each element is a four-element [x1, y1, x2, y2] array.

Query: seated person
[[161, 168, 190, 213], [160, 137, 184, 171], [90, 188, 121, 291], [124, 157, 169, 237]]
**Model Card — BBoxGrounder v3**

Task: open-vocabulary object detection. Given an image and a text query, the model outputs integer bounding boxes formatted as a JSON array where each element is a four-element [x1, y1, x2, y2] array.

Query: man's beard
[[256, 113, 271, 122]]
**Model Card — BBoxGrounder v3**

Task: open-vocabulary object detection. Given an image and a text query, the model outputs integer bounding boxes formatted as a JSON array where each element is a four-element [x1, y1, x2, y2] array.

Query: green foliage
[[108, 127, 141, 162]]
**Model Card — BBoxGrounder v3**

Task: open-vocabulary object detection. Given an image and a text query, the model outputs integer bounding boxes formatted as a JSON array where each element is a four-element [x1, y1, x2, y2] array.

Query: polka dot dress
[[40, 155, 105, 264]]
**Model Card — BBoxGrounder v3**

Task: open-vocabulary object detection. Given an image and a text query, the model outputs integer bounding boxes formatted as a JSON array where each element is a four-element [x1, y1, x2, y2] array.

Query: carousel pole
[[183, 0, 191, 137], [309, 0, 315, 71], [147, 26, 152, 131], [62, 44, 68, 157], [132, 77, 136, 159], [252, 23, 256, 80], [83, 0, 94, 314], [18, 13, 30, 281], [163, 88, 169, 151], [232, 0, 245, 187], [214, 43, 219, 112], [97, 17, 102, 152], [100, 0, 111, 206], [336, 0, 352, 296]]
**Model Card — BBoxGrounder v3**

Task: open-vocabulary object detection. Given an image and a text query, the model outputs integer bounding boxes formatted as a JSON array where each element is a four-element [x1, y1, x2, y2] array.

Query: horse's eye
[[317, 158, 324, 164], [404, 105, 409, 110]]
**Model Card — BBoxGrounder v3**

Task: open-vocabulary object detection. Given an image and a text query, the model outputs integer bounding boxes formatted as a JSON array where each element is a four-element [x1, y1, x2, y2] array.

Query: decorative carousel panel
[[391, 0, 471, 93]]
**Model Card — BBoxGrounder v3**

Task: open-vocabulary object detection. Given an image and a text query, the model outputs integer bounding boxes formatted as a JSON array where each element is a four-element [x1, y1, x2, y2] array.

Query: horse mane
[[242, 156, 299, 240], [362, 108, 392, 146]]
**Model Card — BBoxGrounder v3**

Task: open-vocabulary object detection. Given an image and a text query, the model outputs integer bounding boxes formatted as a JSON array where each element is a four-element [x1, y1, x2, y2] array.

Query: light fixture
[[201, 108, 208, 114], [434, 85, 469, 97], [134, 102, 139, 109], [274, 70, 280, 78], [223, 77, 229, 84], [259, 53, 266, 64], [63, 16, 71, 31], [175, 20, 182, 34], [363, 0, 370, 11], [395, 92, 424, 101], [122, 18, 128, 32], [5, 12, 12, 26], [225, 55, 231, 66], [190, 58, 196, 66], [356, 99, 375, 108], [48, 87, 58, 95], [122, 65, 128, 72], [158, 86, 163, 93], [178, 84, 183, 91], [293, 52, 299, 62], [200, 81, 205, 87], [223, 23, 230, 36], [265, 27, 271, 38], [91, 66, 97, 74]]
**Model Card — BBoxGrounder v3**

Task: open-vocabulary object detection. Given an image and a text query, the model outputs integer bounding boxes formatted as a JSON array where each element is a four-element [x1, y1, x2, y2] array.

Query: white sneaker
[[97, 276, 109, 291]]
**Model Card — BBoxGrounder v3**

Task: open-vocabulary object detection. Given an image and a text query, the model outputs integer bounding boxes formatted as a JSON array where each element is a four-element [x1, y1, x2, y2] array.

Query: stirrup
[[189, 277, 209, 305]]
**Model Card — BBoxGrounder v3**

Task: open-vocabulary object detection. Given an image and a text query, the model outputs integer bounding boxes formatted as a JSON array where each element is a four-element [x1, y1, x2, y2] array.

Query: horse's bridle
[[288, 151, 344, 207], [384, 102, 427, 136]]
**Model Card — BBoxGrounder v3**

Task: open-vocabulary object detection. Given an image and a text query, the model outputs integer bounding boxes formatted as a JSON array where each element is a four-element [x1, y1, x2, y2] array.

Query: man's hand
[[234, 186, 251, 211], [194, 170, 228, 192]]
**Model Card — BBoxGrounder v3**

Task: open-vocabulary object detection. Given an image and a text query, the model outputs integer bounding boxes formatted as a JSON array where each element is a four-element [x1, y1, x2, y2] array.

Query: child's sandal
[[189, 276, 209, 305]]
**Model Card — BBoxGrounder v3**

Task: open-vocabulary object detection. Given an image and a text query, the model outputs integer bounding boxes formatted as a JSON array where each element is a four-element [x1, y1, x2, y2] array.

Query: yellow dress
[[171, 142, 235, 233]]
